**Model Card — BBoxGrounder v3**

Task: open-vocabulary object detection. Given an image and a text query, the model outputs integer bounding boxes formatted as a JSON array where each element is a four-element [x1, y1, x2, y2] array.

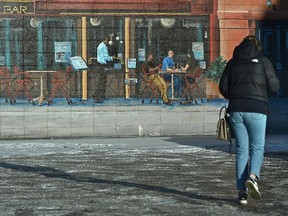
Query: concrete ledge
[[0, 98, 287, 139], [0, 102, 220, 139]]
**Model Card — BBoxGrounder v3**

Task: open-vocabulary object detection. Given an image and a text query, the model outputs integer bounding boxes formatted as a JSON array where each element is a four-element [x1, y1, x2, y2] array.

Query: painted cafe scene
[[0, 0, 287, 106]]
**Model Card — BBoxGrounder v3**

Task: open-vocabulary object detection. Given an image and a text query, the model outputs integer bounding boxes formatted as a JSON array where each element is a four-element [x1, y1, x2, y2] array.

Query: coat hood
[[233, 39, 261, 61]]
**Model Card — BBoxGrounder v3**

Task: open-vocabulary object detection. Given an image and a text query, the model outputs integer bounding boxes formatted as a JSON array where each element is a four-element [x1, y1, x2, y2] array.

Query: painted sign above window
[[0, 0, 33, 15]]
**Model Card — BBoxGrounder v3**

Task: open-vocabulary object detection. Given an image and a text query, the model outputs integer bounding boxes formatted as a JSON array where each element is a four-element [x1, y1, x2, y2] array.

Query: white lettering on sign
[[3, 5, 27, 14]]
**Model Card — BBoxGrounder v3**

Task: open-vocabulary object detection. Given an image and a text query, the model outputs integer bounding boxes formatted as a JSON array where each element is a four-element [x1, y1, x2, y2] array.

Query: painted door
[[258, 21, 288, 97]]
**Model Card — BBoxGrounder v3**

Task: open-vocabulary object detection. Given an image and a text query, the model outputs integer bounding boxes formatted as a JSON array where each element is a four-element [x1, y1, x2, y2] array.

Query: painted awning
[[33, 0, 212, 16], [0, 0, 212, 17]]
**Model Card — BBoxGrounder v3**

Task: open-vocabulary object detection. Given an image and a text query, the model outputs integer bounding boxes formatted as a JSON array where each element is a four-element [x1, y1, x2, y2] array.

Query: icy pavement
[[0, 135, 287, 216]]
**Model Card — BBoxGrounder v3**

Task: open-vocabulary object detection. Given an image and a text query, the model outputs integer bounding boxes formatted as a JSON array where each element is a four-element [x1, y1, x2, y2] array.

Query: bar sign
[[0, 2, 33, 14]]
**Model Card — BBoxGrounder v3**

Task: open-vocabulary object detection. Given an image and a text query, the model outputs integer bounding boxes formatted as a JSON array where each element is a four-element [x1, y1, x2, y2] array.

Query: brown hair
[[244, 35, 262, 52], [147, 51, 153, 56], [103, 36, 110, 41]]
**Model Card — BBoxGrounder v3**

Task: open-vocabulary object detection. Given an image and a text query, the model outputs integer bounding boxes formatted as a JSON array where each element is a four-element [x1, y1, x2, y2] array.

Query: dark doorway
[[257, 21, 288, 97]]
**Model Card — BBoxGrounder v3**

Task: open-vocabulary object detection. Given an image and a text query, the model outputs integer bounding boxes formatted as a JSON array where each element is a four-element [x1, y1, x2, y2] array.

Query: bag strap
[[219, 106, 227, 120]]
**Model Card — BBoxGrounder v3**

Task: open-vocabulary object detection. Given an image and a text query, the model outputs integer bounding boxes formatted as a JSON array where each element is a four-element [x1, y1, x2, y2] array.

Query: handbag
[[216, 106, 234, 140]]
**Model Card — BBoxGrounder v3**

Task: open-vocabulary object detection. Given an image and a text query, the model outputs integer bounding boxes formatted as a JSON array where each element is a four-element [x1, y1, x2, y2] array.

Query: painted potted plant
[[205, 56, 227, 99]]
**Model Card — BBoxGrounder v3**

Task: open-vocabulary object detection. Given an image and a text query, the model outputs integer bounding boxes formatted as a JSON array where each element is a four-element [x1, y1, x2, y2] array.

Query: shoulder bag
[[216, 106, 234, 141]]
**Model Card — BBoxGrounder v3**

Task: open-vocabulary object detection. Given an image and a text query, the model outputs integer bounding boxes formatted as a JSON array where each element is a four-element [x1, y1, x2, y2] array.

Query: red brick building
[[218, 0, 288, 96]]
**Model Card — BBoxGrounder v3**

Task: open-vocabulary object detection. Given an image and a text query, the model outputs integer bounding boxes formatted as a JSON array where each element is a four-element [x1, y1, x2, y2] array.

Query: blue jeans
[[229, 112, 267, 191], [164, 74, 180, 98]]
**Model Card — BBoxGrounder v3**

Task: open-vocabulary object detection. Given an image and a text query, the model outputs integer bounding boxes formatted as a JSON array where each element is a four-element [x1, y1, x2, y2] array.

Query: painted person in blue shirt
[[94, 36, 115, 103], [162, 50, 181, 97]]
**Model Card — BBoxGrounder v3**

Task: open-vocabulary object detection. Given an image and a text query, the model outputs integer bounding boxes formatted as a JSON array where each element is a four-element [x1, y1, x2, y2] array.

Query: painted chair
[[0, 66, 13, 104], [140, 64, 159, 104], [48, 66, 73, 105], [180, 67, 206, 104], [12, 66, 34, 105]]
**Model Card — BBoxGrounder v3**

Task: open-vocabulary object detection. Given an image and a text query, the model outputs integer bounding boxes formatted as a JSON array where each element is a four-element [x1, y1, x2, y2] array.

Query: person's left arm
[[259, 56, 280, 93], [166, 59, 176, 72], [181, 63, 190, 71]]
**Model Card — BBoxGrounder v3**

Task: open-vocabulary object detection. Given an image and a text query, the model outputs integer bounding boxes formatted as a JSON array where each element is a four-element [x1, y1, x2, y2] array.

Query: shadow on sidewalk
[[0, 162, 235, 204], [165, 136, 288, 161], [165, 136, 234, 154]]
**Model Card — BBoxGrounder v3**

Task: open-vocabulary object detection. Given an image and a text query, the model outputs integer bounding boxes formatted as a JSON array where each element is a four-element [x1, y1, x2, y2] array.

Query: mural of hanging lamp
[[30, 18, 40, 28], [115, 32, 123, 44], [108, 33, 114, 45], [160, 18, 176, 28], [90, 18, 101, 26], [108, 33, 122, 45]]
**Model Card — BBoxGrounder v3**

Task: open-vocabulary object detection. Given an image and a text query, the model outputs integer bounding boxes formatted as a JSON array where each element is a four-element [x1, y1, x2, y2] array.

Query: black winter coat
[[219, 39, 280, 103]]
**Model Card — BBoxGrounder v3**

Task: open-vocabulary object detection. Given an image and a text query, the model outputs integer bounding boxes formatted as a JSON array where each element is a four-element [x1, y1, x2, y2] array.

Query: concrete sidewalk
[[0, 135, 287, 215]]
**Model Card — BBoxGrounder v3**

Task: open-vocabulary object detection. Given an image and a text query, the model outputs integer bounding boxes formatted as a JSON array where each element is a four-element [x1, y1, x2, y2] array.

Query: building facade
[[0, 0, 215, 99], [0, 0, 287, 99]]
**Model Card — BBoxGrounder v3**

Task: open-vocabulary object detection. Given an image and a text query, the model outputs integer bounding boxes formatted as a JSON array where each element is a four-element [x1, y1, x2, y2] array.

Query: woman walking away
[[219, 35, 280, 205]]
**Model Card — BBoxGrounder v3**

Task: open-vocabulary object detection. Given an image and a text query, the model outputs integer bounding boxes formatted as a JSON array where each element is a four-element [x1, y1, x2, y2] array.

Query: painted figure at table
[[161, 49, 181, 97], [94, 36, 115, 103], [142, 51, 172, 105], [181, 50, 198, 84]]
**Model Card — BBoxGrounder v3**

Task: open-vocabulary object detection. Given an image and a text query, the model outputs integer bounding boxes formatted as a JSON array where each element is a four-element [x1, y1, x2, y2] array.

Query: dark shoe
[[245, 177, 261, 199], [181, 99, 192, 105], [94, 98, 104, 103], [163, 100, 173, 106], [238, 190, 248, 205]]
